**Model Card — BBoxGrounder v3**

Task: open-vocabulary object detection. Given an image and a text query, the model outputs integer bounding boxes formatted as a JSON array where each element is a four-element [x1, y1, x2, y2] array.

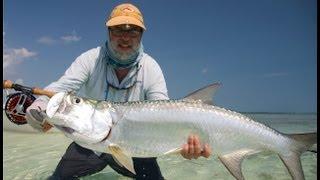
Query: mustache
[[117, 41, 132, 46]]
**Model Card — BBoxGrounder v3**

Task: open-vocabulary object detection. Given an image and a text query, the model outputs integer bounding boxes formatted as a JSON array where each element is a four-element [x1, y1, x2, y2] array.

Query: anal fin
[[218, 149, 259, 180], [278, 153, 304, 180], [108, 143, 136, 175]]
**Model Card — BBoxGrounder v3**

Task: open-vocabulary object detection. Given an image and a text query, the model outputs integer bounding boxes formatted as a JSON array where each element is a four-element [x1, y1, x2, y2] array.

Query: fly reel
[[4, 92, 36, 125]]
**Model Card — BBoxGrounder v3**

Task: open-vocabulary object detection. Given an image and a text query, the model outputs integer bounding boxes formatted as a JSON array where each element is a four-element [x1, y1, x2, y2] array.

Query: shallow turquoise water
[[3, 113, 317, 180]]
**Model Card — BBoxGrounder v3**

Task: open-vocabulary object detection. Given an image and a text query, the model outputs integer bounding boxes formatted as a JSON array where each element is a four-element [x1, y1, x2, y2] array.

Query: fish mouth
[[54, 124, 75, 134]]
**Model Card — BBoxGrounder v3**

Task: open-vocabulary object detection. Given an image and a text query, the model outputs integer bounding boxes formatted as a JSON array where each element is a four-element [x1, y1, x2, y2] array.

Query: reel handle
[[3, 80, 56, 98], [3, 80, 55, 132]]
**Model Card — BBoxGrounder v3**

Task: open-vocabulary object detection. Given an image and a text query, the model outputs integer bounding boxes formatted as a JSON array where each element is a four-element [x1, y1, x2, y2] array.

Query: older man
[[26, 3, 211, 180]]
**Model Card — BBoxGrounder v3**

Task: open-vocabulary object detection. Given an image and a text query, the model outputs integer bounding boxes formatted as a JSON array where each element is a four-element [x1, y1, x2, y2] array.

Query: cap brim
[[106, 16, 146, 30]]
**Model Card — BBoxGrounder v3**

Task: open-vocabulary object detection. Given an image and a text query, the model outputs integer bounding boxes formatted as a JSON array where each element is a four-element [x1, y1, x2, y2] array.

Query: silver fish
[[46, 83, 316, 180]]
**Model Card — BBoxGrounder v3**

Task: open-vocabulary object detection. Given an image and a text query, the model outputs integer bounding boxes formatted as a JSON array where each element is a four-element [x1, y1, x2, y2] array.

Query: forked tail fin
[[288, 133, 317, 153], [279, 132, 317, 180]]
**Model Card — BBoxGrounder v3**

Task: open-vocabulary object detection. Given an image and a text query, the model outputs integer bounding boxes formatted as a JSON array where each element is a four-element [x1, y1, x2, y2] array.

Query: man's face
[[108, 24, 143, 60]]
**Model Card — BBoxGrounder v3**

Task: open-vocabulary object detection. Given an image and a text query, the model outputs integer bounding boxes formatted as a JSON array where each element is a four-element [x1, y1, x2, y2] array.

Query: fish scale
[[46, 83, 317, 180], [109, 99, 287, 157]]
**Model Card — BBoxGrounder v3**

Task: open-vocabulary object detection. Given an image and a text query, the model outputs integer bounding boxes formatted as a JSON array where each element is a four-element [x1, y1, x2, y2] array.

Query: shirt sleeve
[[37, 48, 98, 101], [144, 57, 169, 100]]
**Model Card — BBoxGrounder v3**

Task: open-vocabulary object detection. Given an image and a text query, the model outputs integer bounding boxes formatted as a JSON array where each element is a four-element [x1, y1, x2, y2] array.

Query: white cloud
[[61, 30, 81, 43], [3, 32, 37, 71], [201, 68, 208, 74], [13, 48, 37, 58], [263, 72, 288, 78], [37, 31, 82, 45], [37, 36, 56, 45], [3, 48, 37, 68]]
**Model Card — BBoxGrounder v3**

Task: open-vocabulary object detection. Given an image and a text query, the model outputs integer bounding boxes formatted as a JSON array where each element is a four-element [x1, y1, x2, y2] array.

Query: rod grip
[[32, 88, 56, 98], [3, 80, 13, 89], [3, 80, 56, 98]]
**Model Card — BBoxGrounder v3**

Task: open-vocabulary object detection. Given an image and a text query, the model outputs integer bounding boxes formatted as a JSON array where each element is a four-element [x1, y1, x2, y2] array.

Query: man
[[26, 3, 211, 180]]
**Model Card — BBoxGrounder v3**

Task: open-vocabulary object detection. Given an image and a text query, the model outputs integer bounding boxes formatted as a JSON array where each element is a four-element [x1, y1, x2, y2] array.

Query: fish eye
[[72, 97, 81, 104]]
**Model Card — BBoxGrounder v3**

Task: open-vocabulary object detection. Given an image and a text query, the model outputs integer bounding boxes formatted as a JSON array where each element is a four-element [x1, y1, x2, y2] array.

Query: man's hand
[[181, 134, 212, 159], [26, 98, 52, 132]]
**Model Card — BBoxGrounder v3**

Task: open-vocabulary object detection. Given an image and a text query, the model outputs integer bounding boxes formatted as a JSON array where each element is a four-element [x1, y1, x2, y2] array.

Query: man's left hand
[[180, 134, 212, 159]]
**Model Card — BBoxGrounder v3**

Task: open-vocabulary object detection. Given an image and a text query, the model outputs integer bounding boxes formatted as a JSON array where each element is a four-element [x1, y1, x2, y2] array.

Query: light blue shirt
[[39, 43, 169, 102]]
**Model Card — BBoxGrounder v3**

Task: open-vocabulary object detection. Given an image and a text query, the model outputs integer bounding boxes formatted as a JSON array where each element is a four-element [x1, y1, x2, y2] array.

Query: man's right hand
[[181, 134, 212, 160], [26, 98, 52, 132]]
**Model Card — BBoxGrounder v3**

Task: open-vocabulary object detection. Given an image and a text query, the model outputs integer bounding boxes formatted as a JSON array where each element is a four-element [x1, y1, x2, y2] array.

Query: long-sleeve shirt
[[39, 43, 169, 102]]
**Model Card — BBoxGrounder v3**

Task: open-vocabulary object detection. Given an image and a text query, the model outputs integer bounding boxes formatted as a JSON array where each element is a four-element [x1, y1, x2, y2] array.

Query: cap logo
[[122, 7, 134, 12]]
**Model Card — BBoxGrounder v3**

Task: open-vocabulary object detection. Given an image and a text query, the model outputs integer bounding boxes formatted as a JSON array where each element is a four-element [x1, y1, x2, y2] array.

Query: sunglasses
[[109, 26, 142, 38]]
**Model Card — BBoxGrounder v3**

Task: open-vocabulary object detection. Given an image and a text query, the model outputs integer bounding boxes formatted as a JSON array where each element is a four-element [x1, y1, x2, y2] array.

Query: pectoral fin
[[163, 147, 183, 156], [108, 143, 136, 175]]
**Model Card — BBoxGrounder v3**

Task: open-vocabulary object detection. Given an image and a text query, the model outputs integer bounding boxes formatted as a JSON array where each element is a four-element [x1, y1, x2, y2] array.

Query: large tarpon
[[45, 83, 316, 180]]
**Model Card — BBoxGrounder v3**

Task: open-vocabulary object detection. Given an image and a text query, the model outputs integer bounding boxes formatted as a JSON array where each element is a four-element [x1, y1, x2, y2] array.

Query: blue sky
[[3, 0, 317, 113]]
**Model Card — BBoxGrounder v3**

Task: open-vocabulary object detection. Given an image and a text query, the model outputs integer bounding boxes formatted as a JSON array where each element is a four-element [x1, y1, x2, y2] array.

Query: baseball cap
[[106, 3, 146, 30]]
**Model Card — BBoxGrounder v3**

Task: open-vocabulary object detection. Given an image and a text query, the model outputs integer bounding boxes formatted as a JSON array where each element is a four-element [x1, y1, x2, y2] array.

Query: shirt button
[[143, 174, 146, 178]]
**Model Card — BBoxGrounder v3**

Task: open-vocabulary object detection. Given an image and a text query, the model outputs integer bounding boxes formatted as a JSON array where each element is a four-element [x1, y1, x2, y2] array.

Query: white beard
[[109, 41, 139, 62]]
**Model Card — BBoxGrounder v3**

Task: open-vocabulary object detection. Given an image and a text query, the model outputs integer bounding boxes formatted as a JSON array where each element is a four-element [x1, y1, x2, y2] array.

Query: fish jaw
[[46, 92, 113, 144], [54, 124, 76, 134]]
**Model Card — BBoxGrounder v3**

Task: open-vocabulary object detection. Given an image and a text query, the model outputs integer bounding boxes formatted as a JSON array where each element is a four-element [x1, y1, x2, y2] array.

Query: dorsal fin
[[183, 83, 221, 105]]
